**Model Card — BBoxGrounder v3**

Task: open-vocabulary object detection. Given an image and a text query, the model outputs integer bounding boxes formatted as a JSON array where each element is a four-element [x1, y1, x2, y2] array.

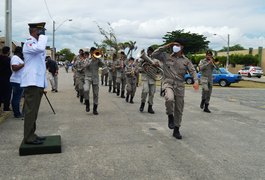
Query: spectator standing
[[10, 46, 25, 118], [46, 56, 59, 92], [0, 46, 12, 111]]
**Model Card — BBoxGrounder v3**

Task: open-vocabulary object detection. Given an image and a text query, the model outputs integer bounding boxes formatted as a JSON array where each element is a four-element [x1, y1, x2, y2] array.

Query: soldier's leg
[[92, 84, 99, 115], [23, 86, 43, 143], [125, 83, 131, 102], [116, 77, 121, 96], [204, 82, 213, 113], [84, 79, 91, 112], [172, 95, 184, 139], [130, 83, 137, 104], [164, 87, 175, 129], [147, 84, 156, 114], [121, 77, 126, 98], [200, 78, 209, 109], [105, 74, 108, 86], [108, 73, 113, 92], [112, 76, 117, 93], [79, 76, 85, 103]]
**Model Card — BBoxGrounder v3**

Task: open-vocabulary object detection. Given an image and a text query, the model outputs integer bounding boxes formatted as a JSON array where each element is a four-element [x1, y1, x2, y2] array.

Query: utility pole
[[5, 0, 12, 52]]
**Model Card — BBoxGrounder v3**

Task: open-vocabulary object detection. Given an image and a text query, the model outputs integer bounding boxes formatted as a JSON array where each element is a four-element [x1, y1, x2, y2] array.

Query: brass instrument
[[92, 49, 103, 58], [140, 50, 164, 81]]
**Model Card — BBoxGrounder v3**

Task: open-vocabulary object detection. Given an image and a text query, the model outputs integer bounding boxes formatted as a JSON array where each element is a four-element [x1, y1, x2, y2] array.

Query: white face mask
[[173, 45, 181, 53]]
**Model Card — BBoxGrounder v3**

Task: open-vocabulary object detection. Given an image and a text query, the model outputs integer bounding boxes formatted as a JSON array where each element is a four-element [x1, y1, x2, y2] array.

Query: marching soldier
[[73, 49, 86, 103], [139, 47, 156, 114], [73, 49, 85, 99], [101, 56, 109, 86], [108, 53, 117, 93], [125, 57, 138, 103], [115, 51, 127, 98], [83, 47, 105, 115], [198, 50, 219, 113], [152, 40, 199, 139]]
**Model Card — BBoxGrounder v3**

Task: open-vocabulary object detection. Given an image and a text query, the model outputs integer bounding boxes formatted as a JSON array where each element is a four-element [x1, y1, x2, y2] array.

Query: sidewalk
[[0, 68, 265, 179]]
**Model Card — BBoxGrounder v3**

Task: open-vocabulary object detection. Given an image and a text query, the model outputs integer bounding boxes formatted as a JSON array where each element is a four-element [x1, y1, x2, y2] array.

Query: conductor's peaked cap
[[28, 22, 46, 29]]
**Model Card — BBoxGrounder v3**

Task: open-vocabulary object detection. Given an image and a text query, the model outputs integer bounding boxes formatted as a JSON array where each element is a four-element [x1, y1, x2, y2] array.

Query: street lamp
[[52, 19, 72, 60], [214, 33, 230, 70]]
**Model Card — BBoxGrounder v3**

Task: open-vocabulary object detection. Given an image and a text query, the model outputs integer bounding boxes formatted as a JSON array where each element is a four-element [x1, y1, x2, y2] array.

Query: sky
[[1, 0, 265, 55]]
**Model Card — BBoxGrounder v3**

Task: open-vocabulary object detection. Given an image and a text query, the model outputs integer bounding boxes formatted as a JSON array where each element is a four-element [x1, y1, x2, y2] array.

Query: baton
[[44, 92, 56, 114]]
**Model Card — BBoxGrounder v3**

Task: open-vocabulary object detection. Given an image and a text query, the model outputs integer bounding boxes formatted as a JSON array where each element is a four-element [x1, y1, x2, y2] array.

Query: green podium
[[19, 135, 62, 156]]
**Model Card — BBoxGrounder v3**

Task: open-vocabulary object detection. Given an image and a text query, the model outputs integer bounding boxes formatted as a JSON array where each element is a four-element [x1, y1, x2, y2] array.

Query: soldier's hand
[[43, 90, 47, 94], [193, 82, 199, 92]]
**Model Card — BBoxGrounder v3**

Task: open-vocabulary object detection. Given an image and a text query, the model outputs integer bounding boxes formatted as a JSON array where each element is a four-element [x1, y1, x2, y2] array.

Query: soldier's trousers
[[84, 79, 99, 105], [126, 82, 137, 97], [101, 73, 108, 85], [141, 81, 156, 105], [23, 86, 43, 142], [77, 76, 85, 97], [116, 76, 126, 92], [108, 75, 117, 89], [201, 77, 213, 104], [164, 87, 184, 128]]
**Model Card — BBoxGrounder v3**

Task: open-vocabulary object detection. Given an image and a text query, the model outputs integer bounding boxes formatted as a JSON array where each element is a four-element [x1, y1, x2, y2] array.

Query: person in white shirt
[[10, 47, 24, 118], [21, 22, 48, 145]]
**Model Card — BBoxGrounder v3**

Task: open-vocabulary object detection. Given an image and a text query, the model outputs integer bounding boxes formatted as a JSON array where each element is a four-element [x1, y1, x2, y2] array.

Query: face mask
[[173, 45, 181, 53]]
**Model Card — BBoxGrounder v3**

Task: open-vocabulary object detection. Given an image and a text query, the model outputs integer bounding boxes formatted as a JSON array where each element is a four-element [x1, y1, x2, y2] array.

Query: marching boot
[[108, 85, 112, 93], [173, 126, 182, 139], [200, 99, 206, 109], [148, 104, 155, 114], [139, 103, 145, 112], [117, 88, 120, 96], [204, 103, 211, 113], [121, 91, 125, 98], [85, 100, 90, 112], [93, 104, 98, 115], [129, 96, 134, 104], [168, 114, 175, 129], [80, 96, 84, 103], [126, 94, 129, 102]]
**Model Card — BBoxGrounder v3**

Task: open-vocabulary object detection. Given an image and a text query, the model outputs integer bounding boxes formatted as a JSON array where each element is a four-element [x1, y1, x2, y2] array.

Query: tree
[[56, 48, 75, 62], [162, 29, 210, 54], [219, 44, 245, 52], [95, 22, 137, 56]]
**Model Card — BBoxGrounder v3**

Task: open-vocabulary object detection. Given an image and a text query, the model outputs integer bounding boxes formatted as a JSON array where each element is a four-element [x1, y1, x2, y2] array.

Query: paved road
[[0, 68, 265, 180]]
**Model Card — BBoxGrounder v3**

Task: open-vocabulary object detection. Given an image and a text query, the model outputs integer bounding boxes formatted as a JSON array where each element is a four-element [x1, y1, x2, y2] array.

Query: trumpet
[[139, 50, 164, 81], [92, 49, 103, 58]]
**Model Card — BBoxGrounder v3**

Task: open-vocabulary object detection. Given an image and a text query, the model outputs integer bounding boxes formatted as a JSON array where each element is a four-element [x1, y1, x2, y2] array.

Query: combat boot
[[121, 91, 125, 98], [168, 114, 174, 129], [148, 104, 155, 114], [129, 96, 134, 104], [108, 85, 112, 93], [173, 126, 182, 139], [85, 100, 90, 112], [139, 103, 145, 112], [204, 103, 211, 113], [200, 99, 206, 109], [93, 104, 98, 115]]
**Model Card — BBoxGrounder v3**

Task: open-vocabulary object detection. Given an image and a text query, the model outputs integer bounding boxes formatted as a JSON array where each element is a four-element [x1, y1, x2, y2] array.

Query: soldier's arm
[[187, 61, 199, 84], [23, 35, 48, 54], [198, 59, 211, 71]]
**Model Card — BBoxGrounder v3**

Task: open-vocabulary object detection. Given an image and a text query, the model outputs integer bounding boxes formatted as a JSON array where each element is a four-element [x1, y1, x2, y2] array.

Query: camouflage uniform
[[73, 55, 86, 102], [152, 45, 198, 128], [125, 61, 138, 103], [115, 58, 127, 98], [107, 59, 117, 93], [83, 57, 105, 114]]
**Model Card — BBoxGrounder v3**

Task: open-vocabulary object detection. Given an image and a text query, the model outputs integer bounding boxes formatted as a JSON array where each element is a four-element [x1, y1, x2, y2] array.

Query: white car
[[238, 66, 263, 78]]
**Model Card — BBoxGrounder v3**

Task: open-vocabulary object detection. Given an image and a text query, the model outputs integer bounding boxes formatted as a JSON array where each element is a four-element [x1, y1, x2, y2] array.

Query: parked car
[[185, 68, 242, 87], [238, 66, 263, 78]]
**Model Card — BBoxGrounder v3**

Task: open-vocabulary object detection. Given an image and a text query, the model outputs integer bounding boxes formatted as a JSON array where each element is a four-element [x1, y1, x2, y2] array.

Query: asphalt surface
[[0, 68, 265, 180]]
